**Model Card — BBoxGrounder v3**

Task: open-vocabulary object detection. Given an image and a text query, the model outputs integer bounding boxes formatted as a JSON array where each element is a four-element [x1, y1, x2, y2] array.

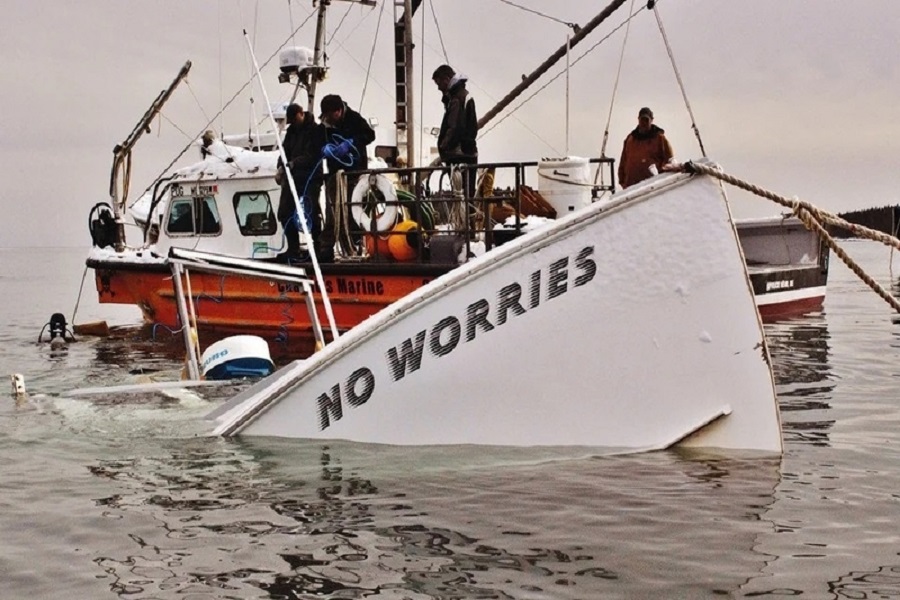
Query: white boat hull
[[210, 167, 782, 452]]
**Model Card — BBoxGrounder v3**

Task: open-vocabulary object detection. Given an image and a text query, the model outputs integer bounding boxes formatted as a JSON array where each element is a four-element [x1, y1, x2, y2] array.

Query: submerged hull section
[[89, 258, 445, 352], [210, 170, 782, 453]]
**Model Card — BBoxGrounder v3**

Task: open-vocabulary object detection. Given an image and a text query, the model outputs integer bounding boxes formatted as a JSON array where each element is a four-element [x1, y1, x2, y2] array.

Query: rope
[[184, 79, 213, 127], [652, 3, 706, 157], [71, 264, 90, 326], [682, 161, 900, 314], [333, 172, 359, 257]]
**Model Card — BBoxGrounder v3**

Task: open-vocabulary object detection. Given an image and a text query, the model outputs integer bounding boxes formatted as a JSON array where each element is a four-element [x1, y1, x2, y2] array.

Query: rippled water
[[3, 244, 900, 599]]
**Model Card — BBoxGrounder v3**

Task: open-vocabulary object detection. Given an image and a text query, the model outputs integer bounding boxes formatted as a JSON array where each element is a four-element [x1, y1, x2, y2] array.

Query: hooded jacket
[[438, 75, 478, 163], [618, 124, 673, 188]]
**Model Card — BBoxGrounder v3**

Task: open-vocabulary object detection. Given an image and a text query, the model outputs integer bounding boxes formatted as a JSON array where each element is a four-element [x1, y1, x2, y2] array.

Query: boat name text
[[766, 279, 794, 291], [315, 245, 597, 430]]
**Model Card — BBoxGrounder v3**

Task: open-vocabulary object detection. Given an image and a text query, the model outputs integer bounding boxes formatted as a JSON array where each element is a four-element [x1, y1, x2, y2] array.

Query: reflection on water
[[82, 440, 782, 599], [10, 246, 900, 598], [765, 315, 836, 447]]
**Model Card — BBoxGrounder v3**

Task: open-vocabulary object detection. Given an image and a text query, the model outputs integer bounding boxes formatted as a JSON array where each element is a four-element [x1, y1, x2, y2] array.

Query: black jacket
[[438, 78, 478, 163], [280, 113, 326, 180], [323, 102, 376, 174]]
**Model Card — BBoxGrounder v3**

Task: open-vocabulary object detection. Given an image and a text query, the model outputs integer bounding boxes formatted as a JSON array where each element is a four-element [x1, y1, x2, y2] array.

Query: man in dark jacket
[[278, 103, 326, 259], [618, 107, 674, 189], [319, 94, 376, 259], [432, 64, 478, 201], [432, 64, 478, 165]]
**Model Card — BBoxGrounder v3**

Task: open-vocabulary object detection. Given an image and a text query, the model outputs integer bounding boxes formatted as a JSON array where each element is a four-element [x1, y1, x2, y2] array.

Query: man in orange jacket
[[618, 107, 674, 189]]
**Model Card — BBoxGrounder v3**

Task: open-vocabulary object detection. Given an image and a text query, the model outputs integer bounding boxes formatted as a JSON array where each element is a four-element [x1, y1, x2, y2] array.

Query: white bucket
[[537, 156, 592, 216]]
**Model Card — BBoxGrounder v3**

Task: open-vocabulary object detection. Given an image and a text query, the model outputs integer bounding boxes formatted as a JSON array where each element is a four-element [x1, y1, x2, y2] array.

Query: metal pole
[[171, 263, 201, 380], [307, 0, 329, 114], [242, 29, 342, 341], [109, 61, 192, 251], [403, 0, 416, 168], [565, 34, 570, 156]]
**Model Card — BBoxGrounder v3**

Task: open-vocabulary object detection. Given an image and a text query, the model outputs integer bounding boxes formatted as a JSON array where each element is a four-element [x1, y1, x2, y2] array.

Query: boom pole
[[109, 60, 191, 251]]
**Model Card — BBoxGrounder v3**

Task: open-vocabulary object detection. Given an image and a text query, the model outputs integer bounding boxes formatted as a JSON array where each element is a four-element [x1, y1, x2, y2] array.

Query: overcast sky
[[1, 0, 898, 248]]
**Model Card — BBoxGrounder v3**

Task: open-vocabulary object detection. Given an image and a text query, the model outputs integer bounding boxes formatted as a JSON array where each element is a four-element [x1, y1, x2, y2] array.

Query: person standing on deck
[[277, 103, 326, 260], [319, 94, 376, 261], [432, 64, 479, 201], [618, 107, 674, 189]]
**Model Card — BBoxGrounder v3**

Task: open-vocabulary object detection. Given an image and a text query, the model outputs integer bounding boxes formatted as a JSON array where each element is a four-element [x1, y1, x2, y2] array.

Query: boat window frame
[[232, 191, 277, 237], [164, 194, 223, 238]]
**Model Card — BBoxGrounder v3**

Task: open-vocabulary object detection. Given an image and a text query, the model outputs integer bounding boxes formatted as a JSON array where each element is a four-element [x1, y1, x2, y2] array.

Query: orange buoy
[[364, 233, 392, 259], [388, 220, 420, 261]]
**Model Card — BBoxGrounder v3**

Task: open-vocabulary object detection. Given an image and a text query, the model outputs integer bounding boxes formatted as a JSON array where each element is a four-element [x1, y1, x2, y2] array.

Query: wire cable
[[359, 0, 387, 110], [496, 0, 578, 31], [429, 0, 449, 63], [479, 5, 644, 140]]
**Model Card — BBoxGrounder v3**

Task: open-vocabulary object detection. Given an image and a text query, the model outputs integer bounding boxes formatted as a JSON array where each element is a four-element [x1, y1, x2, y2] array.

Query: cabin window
[[233, 192, 276, 236], [165, 196, 222, 236]]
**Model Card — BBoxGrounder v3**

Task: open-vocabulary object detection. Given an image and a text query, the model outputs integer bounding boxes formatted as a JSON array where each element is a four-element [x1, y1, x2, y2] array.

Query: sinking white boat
[[208, 163, 783, 453]]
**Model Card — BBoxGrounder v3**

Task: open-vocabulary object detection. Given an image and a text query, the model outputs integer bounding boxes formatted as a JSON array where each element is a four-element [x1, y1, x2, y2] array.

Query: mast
[[306, 0, 376, 114], [109, 61, 191, 252], [394, 0, 421, 168], [478, 0, 629, 130], [306, 0, 330, 114]]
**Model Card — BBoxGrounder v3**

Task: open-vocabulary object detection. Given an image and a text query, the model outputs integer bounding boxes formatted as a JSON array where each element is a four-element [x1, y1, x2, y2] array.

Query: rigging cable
[[420, 3, 427, 165], [218, 4, 225, 136], [599, 0, 637, 160], [496, 0, 578, 31], [327, 2, 354, 45], [359, 0, 387, 110], [653, 2, 706, 157], [135, 8, 317, 202], [429, 0, 449, 63], [478, 5, 644, 140]]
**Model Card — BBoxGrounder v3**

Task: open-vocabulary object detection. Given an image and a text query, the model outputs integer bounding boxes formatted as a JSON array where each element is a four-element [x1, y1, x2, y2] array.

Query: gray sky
[[1, 0, 898, 248]]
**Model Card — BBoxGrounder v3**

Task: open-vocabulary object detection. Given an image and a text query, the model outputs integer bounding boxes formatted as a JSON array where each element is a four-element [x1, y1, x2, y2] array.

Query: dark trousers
[[278, 173, 323, 254]]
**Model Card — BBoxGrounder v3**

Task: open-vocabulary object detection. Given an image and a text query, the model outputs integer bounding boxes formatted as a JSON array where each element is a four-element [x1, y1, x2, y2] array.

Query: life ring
[[351, 174, 399, 233]]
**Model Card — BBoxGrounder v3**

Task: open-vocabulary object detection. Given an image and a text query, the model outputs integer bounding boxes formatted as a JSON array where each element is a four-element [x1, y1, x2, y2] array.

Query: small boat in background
[[738, 216, 829, 320]]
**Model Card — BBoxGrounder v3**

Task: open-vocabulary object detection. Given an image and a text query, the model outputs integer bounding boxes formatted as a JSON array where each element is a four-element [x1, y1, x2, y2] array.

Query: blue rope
[[322, 134, 358, 168]]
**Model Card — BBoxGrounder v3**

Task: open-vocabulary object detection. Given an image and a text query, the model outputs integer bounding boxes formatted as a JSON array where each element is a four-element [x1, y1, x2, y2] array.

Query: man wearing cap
[[618, 107, 674, 189], [432, 64, 478, 201], [319, 94, 376, 260], [277, 103, 326, 260]]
